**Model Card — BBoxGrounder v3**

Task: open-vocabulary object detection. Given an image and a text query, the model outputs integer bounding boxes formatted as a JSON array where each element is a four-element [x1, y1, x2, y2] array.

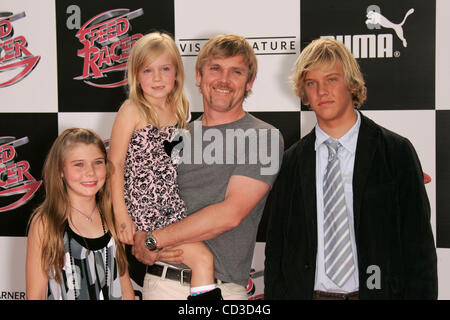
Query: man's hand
[[158, 247, 184, 265], [132, 230, 184, 265], [132, 231, 158, 265]]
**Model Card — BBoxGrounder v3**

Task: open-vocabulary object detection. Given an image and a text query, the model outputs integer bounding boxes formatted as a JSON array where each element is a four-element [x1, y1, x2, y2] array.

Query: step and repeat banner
[[1, 0, 449, 300]]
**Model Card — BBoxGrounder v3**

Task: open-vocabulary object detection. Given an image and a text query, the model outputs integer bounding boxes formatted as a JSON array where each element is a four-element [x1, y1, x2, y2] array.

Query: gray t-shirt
[[177, 113, 284, 286]]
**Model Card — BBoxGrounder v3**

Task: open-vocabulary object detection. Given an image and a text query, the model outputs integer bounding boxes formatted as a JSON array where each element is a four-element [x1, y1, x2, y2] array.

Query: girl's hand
[[115, 213, 136, 245]]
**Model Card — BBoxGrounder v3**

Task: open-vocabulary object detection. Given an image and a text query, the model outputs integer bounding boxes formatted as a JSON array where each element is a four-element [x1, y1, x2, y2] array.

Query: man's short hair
[[291, 38, 367, 108]]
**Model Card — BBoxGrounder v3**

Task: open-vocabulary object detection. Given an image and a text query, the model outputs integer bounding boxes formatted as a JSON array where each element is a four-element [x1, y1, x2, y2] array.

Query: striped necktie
[[323, 138, 355, 287]]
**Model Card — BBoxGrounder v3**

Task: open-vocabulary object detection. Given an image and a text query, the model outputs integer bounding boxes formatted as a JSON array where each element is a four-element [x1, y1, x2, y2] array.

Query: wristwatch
[[145, 231, 158, 251]]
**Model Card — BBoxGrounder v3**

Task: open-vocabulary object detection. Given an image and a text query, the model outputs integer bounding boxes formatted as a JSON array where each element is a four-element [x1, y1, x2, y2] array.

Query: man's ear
[[195, 69, 202, 86], [246, 76, 256, 92]]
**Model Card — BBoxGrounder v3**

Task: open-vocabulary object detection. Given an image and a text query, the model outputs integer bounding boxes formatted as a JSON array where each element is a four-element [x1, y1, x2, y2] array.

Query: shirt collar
[[314, 110, 361, 154]]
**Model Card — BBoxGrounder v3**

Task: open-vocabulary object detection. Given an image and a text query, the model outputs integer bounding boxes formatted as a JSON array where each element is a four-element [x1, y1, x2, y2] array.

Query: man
[[132, 34, 284, 300], [264, 38, 437, 299]]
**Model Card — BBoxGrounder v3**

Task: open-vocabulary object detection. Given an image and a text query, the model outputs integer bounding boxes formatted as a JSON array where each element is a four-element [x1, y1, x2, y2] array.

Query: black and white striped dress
[[47, 224, 123, 300]]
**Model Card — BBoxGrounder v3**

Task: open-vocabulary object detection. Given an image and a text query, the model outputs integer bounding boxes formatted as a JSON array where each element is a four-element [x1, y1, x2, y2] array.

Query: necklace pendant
[[87, 217, 92, 222]]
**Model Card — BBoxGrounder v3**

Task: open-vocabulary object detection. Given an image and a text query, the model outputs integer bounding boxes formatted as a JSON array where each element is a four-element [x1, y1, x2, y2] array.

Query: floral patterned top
[[124, 123, 186, 231]]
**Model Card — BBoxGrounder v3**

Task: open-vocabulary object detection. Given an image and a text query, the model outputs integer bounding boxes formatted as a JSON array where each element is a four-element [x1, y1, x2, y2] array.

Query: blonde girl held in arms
[[109, 31, 221, 299], [26, 128, 134, 300]]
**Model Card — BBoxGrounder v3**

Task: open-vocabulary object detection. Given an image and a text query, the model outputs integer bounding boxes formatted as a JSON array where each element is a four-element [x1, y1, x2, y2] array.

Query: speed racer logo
[[0, 137, 42, 212], [74, 8, 144, 88], [247, 268, 264, 300], [0, 11, 40, 88]]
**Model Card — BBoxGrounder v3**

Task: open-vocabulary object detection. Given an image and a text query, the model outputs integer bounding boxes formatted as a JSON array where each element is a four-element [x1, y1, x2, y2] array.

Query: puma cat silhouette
[[366, 8, 414, 47]]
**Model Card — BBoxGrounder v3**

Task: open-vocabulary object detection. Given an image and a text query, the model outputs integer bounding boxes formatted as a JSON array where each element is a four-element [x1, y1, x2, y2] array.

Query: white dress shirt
[[313, 110, 361, 293]]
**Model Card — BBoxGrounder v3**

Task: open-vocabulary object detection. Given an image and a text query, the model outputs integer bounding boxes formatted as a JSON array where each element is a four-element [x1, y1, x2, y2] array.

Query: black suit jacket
[[264, 113, 438, 299]]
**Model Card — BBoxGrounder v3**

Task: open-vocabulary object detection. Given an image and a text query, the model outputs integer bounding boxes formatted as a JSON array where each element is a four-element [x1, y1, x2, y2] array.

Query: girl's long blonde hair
[[127, 31, 189, 128], [28, 128, 128, 283]]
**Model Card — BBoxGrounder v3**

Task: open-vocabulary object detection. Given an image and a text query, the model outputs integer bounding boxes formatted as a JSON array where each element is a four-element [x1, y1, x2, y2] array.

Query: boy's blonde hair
[[291, 38, 367, 108]]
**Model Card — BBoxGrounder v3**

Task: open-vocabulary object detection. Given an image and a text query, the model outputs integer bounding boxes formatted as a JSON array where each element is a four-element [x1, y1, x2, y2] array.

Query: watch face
[[145, 235, 156, 250]]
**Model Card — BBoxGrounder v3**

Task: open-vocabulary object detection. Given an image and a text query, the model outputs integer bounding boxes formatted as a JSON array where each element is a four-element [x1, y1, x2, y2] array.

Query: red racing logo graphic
[[0, 11, 40, 88], [74, 8, 144, 88], [246, 269, 264, 300], [0, 137, 42, 212]]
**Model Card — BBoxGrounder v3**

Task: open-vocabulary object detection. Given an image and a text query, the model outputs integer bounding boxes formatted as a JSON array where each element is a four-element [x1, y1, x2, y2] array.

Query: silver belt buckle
[[180, 268, 191, 286]]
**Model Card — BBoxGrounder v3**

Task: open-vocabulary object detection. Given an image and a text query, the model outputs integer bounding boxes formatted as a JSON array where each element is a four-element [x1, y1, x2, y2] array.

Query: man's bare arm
[[132, 175, 270, 265]]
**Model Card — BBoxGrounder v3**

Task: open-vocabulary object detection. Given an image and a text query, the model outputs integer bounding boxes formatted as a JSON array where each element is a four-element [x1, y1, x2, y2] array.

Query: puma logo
[[366, 8, 414, 47]]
